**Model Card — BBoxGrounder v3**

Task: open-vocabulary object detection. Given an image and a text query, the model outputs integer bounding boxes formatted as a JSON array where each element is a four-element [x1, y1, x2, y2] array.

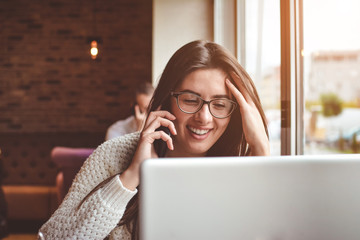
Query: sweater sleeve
[[39, 132, 140, 240]]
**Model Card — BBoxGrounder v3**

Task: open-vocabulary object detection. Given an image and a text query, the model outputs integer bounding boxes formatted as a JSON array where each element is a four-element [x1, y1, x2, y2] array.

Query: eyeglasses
[[171, 92, 237, 119]]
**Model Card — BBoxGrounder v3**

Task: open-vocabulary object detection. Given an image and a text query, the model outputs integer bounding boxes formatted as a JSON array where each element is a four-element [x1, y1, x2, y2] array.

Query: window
[[221, 0, 360, 155], [303, 0, 360, 154], [236, 0, 281, 155]]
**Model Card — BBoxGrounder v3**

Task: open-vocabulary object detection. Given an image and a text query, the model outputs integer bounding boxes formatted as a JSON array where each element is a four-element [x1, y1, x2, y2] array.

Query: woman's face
[[169, 68, 232, 157]]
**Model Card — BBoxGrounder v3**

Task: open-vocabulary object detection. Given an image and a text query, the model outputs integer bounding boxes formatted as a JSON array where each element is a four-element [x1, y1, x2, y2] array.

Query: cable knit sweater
[[39, 132, 140, 240]]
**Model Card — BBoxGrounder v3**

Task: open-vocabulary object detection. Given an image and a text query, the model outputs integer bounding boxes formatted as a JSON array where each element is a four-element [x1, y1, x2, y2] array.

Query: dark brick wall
[[0, 132, 103, 185], [0, 0, 152, 134]]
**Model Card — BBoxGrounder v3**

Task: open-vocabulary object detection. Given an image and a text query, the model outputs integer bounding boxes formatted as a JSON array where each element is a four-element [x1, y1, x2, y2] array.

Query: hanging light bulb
[[89, 0, 100, 60], [90, 40, 98, 59]]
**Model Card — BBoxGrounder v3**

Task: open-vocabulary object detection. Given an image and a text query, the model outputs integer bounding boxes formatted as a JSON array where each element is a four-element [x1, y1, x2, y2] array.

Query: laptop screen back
[[139, 154, 360, 240]]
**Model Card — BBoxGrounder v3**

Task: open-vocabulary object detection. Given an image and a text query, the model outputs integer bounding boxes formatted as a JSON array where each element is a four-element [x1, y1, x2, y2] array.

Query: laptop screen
[[139, 154, 360, 240]]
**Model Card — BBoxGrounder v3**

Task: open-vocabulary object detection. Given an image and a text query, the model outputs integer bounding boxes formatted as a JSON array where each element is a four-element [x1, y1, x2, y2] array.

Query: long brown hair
[[81, 40, 268, 240]]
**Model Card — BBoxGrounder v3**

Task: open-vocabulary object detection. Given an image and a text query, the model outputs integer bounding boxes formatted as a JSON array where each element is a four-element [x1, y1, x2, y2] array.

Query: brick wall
[[0, 0, 152, 134]]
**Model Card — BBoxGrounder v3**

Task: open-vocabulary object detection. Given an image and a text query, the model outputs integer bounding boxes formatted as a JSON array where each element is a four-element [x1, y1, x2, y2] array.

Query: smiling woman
[[39, 40, 270, 240]]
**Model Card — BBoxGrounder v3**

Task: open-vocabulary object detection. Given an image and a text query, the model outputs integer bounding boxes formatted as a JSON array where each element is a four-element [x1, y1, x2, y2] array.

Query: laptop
[[139, 154, 360, 240]]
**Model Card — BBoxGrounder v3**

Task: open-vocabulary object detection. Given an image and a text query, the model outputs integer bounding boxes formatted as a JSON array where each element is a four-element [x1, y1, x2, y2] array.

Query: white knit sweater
[[39, 132, 140, 240]]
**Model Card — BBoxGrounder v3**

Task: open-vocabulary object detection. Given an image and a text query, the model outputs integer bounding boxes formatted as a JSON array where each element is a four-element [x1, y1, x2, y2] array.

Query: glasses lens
[[210, 99, 235, 118], [177, 93, 202, 113], [174, 92, 236, 118]]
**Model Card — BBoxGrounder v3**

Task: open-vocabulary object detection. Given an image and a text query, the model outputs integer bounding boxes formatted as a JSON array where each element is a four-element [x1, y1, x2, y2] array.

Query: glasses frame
[[170, 91, 237, 119]]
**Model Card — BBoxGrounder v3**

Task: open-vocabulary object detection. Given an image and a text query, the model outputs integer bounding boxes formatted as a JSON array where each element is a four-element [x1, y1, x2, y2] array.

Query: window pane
[[243, 0, 281, 155], [303, 0, 360, 154]]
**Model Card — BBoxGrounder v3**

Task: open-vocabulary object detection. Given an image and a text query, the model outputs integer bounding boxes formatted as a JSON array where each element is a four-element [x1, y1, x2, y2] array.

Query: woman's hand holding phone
[[120, 110, 177, 190]]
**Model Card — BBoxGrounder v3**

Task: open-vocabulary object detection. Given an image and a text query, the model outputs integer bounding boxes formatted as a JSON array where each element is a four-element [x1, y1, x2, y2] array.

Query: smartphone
[[153, 126, 171, 157]]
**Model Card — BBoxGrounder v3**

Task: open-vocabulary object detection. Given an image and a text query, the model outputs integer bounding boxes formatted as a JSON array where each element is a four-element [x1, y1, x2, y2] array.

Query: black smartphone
[[153, 126, 171, 157]]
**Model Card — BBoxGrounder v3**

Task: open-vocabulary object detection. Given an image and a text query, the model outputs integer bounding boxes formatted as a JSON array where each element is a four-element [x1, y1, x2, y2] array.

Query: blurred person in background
[[105, 82, 154, 140]]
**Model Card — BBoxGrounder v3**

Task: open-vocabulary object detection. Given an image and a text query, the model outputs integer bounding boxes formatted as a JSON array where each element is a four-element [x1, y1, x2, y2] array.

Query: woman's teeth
[[188, 127, 209, 135]]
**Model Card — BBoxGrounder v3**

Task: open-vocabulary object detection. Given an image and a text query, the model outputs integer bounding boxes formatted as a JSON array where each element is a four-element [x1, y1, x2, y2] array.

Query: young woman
[[38, 40, 269, 240]]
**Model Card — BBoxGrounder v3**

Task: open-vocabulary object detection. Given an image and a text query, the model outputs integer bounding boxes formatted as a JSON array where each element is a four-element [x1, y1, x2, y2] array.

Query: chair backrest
[[51, 147, 94, 201]]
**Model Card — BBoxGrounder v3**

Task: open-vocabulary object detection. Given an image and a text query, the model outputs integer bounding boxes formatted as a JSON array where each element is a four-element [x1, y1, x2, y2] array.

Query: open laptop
[[139, 154, 360, 240]]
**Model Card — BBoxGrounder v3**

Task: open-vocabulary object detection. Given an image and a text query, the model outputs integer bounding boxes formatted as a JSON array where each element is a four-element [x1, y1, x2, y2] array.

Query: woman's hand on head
[[120, 110, 177, 190], [226, 72, 270, 156]]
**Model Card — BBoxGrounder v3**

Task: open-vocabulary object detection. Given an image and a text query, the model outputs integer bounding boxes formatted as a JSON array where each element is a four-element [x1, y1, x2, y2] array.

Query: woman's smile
[[187, 125, 212, 139]]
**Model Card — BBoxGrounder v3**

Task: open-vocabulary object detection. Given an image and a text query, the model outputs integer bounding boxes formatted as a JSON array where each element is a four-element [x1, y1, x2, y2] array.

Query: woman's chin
[[185, 143, 211, 157]]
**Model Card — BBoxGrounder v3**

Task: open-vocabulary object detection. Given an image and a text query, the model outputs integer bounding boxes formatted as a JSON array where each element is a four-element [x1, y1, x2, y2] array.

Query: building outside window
[[303, 0, 360, 154]]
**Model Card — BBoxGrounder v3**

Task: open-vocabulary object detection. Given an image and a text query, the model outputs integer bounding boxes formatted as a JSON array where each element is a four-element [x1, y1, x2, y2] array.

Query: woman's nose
[[194, 103, 213, 123]]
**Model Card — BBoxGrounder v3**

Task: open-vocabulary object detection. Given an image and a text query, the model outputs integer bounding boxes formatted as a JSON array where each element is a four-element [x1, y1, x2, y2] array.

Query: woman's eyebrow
[[178, 89, 231, 99], [178, 89, 200, 96], [213, 94, 231, 99]]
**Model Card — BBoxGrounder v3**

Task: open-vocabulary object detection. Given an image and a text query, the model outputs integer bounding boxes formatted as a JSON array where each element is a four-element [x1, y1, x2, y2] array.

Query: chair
[[51, 147, 94, 204]]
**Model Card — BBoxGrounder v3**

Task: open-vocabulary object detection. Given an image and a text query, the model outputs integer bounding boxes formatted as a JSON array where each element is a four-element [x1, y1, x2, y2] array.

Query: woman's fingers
[[143, 111, 177, 135], [143, 115, 177, 136], [226, 78, 247, 109], [147, 130, 174, 150], [145, 111, 176, 126], [229, 72, 253, 104], [148, 110, 176, 120]]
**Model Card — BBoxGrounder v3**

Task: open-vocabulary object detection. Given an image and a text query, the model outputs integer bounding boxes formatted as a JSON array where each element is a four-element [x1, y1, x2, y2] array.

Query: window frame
[[214, 0, 305, 155], [280, 0, 304, 155]]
